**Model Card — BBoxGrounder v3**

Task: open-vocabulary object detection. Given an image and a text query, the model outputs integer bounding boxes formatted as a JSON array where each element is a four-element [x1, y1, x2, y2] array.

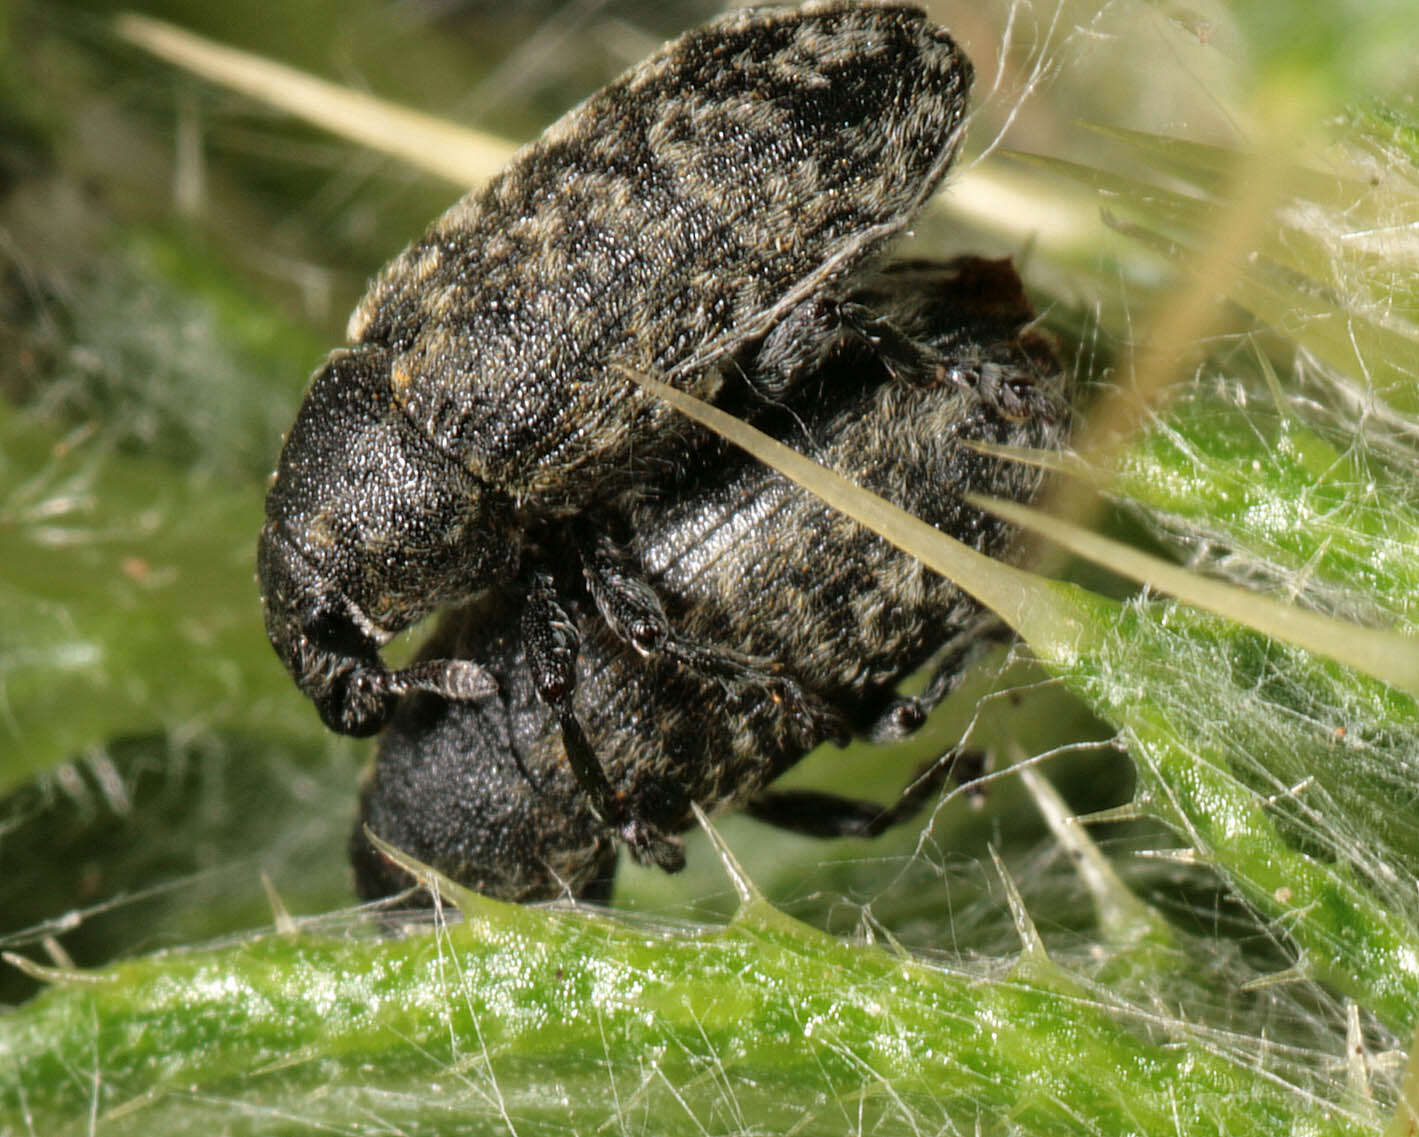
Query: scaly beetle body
[[259, 4, 973, 754]]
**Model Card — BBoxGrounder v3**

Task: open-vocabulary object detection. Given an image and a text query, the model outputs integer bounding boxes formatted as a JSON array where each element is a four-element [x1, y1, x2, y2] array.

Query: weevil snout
[[257, 520, 397, 736]]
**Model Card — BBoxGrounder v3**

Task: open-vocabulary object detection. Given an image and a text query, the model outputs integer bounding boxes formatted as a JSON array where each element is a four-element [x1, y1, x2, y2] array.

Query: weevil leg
[[745, 748, 978, 839], [864, 615, 1011, 742], [756, 617, 1012, 839], [580, 537, 848, 747], [752, 295, 946, 397], [521, 573, 685, 872], [574, 852, 620, 904]]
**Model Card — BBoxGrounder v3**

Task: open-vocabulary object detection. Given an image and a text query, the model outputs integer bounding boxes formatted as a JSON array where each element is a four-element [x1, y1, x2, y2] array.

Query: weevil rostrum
[[259, 3, 978, 866], [352, 257, 1070, 901]]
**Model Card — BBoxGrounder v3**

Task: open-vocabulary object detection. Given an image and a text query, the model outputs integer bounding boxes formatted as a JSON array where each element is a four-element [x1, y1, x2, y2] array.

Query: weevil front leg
[[521, 573, 686, 872]]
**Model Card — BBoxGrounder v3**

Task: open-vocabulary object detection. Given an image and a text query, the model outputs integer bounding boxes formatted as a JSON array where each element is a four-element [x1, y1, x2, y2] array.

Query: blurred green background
[[3, 0, 1418, 1133]]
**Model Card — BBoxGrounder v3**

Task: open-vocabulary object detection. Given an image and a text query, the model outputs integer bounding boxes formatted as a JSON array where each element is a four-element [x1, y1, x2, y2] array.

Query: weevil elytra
[[351, 257, 1070, 902], [258, 3, 974, 780]]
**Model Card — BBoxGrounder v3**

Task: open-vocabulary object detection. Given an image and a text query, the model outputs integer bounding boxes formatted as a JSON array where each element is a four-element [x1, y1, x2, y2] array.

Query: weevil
[[258, 4, 974, 796], [351, 256, 1069, 902]]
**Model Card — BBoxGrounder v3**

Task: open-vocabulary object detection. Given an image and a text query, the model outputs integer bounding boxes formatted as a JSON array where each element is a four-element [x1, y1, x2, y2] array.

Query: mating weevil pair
[[351, 256, 1068, 901], [257, 3, 1069, 898]]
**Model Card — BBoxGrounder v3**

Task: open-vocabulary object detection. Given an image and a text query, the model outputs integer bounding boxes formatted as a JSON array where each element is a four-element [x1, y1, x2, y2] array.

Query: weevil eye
[[303, 603, 375, 660]]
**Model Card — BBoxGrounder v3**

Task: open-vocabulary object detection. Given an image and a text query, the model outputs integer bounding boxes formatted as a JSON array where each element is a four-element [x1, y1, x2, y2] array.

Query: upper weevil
[[258, 2, 973, 739]]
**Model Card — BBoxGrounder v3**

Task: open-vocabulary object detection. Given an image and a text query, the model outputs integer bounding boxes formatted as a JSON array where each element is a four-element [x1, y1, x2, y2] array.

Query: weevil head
[[350, 624, 615, 902], [259, 346, 516, 735]]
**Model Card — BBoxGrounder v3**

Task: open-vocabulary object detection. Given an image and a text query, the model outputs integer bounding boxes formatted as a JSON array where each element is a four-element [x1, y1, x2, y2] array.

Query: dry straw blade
[[115, 13, 514, 186]]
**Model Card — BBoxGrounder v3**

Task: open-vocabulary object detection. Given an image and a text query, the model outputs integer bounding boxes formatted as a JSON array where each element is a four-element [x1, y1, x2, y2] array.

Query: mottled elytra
[[258, 3, 974, 749], [352, 257, 1070, 903]]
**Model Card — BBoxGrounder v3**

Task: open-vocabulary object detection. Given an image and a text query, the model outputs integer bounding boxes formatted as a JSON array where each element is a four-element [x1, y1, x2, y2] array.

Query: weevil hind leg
[[864, 615, 1012, 742], [745, 748, 970, 840], [573, 850, 620, 904], [751, 294, 948, 398], [750, 616, 1012, 839]]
